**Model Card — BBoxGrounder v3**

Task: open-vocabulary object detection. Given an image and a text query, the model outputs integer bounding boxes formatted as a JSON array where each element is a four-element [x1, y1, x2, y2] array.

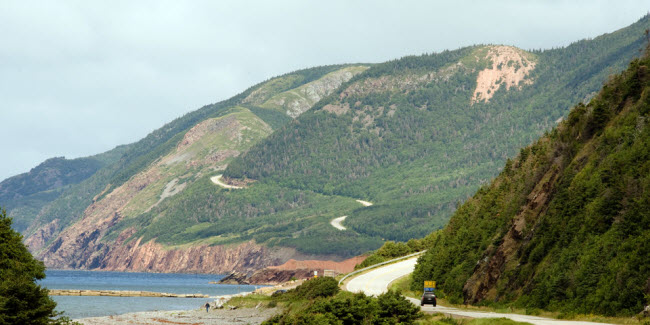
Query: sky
[[1, 1, 649, 181]]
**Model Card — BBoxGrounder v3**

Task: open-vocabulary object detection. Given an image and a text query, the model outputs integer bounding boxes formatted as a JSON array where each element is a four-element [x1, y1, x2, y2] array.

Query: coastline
[[71, 281, 298, 324], [75, 307, 279, 325]]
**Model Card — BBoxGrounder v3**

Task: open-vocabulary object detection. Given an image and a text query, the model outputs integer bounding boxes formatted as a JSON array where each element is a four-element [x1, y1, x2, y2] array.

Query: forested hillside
[[0, 147, 128, 232], [224, 15, 650, 241], [21, 64, 379, 273], [412, 46, 650, 316], [15, 64, 359, 250]]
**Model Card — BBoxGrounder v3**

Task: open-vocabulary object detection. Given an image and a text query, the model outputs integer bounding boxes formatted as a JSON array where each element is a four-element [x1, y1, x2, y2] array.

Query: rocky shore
[[75, 307, 279, 325]]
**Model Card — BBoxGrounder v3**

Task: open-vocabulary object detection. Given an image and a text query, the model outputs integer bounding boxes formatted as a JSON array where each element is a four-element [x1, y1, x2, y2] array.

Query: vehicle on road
[[272, 289, 287, 297], [421, 292, 436, 306]]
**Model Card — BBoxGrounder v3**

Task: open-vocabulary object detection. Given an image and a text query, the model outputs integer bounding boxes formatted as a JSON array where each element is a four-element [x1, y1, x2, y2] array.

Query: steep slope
[[24, 65, 369, 273], [224, 15, 650, 242], [9, 15, 650, 275], [18, 65, 355, 244], [412, 48, 650, 316], [0, 146, 128, 232]]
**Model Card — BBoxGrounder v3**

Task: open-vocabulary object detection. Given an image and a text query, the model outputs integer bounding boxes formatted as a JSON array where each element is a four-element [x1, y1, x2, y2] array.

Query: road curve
[[210, 174, 243, 189], [346, 257, 417, 296], [330, 216, 347, 230], [329, 199, 373, 231], [344, 257, 612, 325]]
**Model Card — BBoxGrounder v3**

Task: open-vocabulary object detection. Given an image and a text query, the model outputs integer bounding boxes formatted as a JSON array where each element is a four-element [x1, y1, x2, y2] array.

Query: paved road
[[330, 199, 372, 231], [355, 199, 373, 206], [346, 257, 417, 296], [210, 174, 243, 189], [330, 216, 347, 230], [344, 257, 612, 325]]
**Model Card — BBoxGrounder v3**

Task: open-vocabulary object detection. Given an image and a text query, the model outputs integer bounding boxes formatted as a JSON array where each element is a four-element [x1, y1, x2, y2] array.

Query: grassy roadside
[[390, 276, 648, 325]]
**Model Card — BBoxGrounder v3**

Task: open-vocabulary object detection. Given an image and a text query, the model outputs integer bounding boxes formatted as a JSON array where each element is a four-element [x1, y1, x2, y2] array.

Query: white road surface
[[346, 257, 417, 296], [344, 257, 613, 325], [330, 216, 347, 230], [329, 199, 374, 231], [356, 199, 373, 206], [210, 174, 243, 189]]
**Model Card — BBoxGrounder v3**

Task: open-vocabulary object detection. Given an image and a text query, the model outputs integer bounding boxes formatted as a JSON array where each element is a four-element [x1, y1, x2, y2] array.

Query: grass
[[225, 293, 280, 309], [416, 314, 531, 325]]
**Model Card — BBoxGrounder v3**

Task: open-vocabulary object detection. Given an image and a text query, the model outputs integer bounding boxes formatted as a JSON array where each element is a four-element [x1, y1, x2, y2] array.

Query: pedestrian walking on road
[[205, 302, 210, 313]]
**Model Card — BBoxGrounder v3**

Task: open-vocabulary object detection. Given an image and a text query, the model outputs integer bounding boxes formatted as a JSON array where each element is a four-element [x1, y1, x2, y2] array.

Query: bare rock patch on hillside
[[471, 45, 536, 104]]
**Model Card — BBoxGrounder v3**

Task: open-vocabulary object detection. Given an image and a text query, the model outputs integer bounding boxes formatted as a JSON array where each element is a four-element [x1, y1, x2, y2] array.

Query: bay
[[39, 270, 262, 319]]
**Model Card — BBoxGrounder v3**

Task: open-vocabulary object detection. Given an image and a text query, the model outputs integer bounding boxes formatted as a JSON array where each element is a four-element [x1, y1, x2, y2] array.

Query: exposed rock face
[[248, 269, 320, 285], [246, 256, 367, 285], [98, 238, 286, 274], [218, 272, 251, 285], [23, 218, 59, 252], [272, 67, 365, 118], [42, 227, 287, 274], [471, 45, 536, 104], [462, 155, 562, 303]]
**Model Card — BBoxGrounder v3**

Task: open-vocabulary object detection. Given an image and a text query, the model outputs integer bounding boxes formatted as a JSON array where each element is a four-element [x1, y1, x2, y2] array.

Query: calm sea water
[[39, 270, 263, 319]]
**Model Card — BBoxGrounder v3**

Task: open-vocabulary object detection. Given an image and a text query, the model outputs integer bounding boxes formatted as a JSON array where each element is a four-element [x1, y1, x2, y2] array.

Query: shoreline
[[75, 307, 279, 325]]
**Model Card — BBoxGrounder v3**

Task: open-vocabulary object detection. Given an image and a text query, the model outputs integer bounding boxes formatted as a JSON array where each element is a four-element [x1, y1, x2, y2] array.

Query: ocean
[[39, 270, 263, 319]]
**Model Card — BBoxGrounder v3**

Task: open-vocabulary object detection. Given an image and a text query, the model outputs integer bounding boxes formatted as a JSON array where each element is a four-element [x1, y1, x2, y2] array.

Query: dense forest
[[224, 15, 650, 242], [412, 46, 650, 316]]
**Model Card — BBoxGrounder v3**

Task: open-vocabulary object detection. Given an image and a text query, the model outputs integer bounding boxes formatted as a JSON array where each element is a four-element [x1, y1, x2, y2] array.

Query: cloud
[[1, 0, 648, 180]]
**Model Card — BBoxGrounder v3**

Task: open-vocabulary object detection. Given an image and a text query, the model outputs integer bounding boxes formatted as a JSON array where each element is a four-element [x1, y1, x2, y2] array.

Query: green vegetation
[[412, 47, 650, 316], [10, 64, 360, 254], [0, 148, 129, 232], [6, 16, 650, 271], [224, 15, 650, 244], [262, 277, 422, 324], [417, 315, 532, 325], [107, 178, 383, 257], [355, 234, 435, 270], [0, 208, 77, 324]]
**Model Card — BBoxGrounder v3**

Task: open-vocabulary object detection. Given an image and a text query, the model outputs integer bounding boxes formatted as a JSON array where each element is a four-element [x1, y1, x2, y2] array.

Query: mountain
[[20, 64, 371, 273], [0, 146, 129, 233], [224, 16, 650, 241], [3, 15, 649, 274], [412, 46, 650, 316]]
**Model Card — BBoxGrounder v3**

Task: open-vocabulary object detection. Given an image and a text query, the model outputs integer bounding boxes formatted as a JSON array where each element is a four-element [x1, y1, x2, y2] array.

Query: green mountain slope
[[223, 15, 650, 241], [22, 64, 374, 271], [0, 146, 129, 232], [412, 47, 650, 316], [15, 64, 363, 246]]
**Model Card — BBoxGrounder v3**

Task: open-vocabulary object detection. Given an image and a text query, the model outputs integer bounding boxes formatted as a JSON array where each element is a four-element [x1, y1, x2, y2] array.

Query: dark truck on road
[[421, 281, 437, 307]]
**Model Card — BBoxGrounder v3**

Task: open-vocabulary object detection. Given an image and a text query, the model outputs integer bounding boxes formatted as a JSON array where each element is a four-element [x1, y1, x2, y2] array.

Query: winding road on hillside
[[345, 257, 612, 325], [329, 199, 374, 231], [209, 176, 370, 231], [210, 174, 243, 189]]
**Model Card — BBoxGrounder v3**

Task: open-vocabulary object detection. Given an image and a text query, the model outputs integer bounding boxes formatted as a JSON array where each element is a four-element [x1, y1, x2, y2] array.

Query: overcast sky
[[1, 1, 649, 180]]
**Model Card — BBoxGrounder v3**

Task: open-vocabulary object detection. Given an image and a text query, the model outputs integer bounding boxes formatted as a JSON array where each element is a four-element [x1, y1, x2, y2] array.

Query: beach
[[75, 307, 279, 325]]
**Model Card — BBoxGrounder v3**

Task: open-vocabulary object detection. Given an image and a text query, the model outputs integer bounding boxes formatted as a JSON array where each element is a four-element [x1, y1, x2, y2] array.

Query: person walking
[[205, 302, 210, 313]]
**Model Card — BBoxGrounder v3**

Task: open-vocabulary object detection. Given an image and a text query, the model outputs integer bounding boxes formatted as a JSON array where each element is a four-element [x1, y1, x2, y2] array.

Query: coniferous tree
[[0, 208, 58, 325]]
